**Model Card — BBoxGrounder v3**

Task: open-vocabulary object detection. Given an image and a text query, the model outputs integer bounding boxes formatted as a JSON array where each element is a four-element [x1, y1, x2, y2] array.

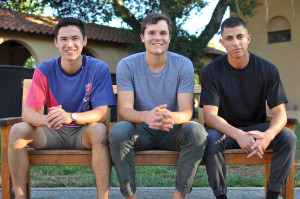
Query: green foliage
[[2, 0, 260, 75], [23, 56, 36, 68], [229, 0, 262, 18], [0, 0, 46, 14]]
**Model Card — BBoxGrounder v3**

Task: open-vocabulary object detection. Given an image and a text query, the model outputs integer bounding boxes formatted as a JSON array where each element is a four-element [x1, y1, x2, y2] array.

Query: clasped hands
[[146, 104, 174, 131], [46, 105, 71, 129], [238, 130, 272, 159]]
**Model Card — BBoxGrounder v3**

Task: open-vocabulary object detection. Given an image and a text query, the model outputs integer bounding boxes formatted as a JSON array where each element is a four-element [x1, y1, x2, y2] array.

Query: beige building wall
[[0, 31, 129, 73], [238, 0, 300, 109]]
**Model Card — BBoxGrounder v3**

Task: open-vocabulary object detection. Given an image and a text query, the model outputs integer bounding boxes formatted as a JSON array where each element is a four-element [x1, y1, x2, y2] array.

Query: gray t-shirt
[[116, 51, 194, 112]]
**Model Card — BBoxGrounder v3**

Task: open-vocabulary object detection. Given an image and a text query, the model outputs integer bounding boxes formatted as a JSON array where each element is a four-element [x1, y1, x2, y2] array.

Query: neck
[[228, 52, 250, 69], [61, 55, 83, 74], [145, 52, 167, 73]]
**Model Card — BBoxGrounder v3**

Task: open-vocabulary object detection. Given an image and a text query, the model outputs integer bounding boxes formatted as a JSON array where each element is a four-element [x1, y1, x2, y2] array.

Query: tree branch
[[113, 0, 141, 31], [197, 0, 231, 54]]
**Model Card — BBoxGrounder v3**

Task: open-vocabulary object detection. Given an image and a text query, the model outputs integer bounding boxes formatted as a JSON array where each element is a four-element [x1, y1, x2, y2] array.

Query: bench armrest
[[0, 117, 23, 126], [267, 114, 299, 124]]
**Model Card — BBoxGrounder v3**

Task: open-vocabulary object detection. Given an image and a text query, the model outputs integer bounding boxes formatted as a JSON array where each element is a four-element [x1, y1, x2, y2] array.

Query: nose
[[66, 39, 74, 47], [154, 33, 161, 40], [232, 38, 239, 46]]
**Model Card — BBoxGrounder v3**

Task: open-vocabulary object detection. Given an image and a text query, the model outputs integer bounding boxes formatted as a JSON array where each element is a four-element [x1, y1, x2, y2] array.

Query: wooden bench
[[0, 79, 298, 199]]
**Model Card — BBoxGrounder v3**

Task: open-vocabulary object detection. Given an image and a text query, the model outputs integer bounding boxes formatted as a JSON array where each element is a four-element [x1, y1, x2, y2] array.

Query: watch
[[70, 113, 78, 124]]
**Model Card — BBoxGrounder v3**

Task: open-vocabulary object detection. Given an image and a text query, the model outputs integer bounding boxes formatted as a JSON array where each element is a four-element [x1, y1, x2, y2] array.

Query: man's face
[[220, 25, 251, 59], [140, 20, 171, 56], [54, 25, 87, 62]]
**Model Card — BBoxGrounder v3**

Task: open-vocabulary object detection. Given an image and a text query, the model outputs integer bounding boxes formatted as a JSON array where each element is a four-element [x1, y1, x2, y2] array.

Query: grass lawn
[[1, 124, 300, 188]]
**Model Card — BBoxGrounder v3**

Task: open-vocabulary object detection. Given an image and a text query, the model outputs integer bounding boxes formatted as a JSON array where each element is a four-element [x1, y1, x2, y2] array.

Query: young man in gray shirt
[[109, 13, 207, 199]]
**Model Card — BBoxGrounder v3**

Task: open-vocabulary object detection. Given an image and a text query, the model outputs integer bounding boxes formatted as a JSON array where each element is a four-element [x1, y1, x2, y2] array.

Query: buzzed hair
[[221, 17, 248, 35], [141, 13, 171, 35]]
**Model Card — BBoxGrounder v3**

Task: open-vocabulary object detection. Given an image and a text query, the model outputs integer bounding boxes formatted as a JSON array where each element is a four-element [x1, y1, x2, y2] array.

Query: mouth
[[232, 48, 241, 53]]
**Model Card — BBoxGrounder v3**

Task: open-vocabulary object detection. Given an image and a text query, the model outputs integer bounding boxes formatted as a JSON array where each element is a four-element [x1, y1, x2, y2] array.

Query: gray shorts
[[41, 125, 87, 150]]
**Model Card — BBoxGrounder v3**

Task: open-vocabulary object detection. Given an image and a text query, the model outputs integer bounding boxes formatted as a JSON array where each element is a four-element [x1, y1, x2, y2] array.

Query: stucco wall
[[0, 31, 129, 73], [238, 0, 300, 109]]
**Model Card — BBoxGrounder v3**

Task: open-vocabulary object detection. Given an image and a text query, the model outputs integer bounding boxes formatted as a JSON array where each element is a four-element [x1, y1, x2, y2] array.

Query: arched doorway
[[0, 40, 32, 66]]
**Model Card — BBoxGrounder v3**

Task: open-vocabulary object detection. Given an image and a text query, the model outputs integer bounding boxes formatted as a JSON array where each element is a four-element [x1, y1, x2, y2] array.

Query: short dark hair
[[54, 17, 86, 39], [141, 13, 171, 35], [221, 17, 248, 35]]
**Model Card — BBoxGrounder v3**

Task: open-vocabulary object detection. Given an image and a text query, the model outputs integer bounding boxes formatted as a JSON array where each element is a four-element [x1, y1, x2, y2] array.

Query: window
[[268, 30, 291, 43], [267, 16, 291, 44]]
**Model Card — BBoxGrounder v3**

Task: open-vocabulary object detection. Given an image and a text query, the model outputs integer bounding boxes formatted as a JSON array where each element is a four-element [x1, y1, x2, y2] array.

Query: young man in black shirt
[[200, 17, 296, 199]]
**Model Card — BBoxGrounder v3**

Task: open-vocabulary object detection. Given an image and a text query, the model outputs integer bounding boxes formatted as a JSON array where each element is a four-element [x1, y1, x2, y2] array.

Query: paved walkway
[[2, 187, 299, 199]]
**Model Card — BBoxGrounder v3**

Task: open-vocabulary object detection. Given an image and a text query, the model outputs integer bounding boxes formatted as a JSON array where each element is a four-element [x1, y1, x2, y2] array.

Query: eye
[[237, 35, 244, 39]]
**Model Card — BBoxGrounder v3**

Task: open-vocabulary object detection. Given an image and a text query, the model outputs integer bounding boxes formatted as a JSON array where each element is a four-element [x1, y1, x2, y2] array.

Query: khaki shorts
[[41, 125, 87, 150]]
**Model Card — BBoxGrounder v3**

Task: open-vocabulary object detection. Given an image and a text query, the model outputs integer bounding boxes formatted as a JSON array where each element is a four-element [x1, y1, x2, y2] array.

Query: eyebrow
[[59, 34, 81, 38]]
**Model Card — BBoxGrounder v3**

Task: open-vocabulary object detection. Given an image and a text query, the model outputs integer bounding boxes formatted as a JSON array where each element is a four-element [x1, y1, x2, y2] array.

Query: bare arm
[[47, 105, 108, 129], [22, 107, 48, 127], [169, 92, 194, 124], [203, 105, 256, 154]]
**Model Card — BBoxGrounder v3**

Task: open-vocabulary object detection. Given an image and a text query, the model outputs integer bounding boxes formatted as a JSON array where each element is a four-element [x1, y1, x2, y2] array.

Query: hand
[[235, 130, 256, 154], [150, 105, 174, 131], [47, 105, 71, 129], [145, 105, 174, 131], [247, 131, 272, 159]]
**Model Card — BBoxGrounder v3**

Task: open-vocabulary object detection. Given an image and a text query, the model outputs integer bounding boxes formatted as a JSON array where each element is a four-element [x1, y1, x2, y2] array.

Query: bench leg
[[27, 169, 31, 199], [282, 163, 295, 199], [266, 162, 294, 199], [265, 164, 271, 198], [1, 125, 13, 199]]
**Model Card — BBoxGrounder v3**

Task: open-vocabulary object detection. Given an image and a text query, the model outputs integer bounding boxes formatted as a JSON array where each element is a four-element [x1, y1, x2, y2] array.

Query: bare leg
[[82, 123, 111, 199], [8, 122, 47, 199], [172, 189, 185, 199]]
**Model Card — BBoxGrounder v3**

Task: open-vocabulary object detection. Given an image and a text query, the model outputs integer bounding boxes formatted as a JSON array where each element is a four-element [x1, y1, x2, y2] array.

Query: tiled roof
[[0, 9, 129, 44], [204, 46, 225, 56], [0, 9, 224, 54]]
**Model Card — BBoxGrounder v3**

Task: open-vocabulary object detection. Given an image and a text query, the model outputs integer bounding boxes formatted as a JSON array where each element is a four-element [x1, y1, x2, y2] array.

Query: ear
[[247, 34, 251, 45], [54, 38, 59, 48], [140, 34, 145, 43], [83, 36, 87, 46], [219, 38, 224, 47]]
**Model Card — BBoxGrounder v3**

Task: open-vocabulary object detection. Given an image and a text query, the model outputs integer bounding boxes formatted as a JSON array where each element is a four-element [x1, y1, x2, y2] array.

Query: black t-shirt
[[200, 52, 288, 127]]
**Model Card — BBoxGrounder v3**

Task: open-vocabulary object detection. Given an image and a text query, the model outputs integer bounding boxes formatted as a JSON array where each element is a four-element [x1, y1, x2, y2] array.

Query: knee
[[85, 123, 108, 145], [108, 121, 134, 145], [9, 122, 30, 143], [182, 121, 208, 144], [205, 129, 224, 152], [281, 128, 297, 150]]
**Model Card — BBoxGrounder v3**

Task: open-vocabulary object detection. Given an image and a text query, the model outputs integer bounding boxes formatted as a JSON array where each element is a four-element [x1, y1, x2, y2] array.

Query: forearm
[[118, 107, 146, 123], [22, 107, 48, 127], [74, 107, 108, 124], [171, 109, 193, 124], [265, 109, 287, 140], [205, 114, 243, 139]]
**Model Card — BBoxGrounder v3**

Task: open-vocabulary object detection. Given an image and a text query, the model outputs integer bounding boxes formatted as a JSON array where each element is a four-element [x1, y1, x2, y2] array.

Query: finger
[[152, 116, 164, 122], [250, 134, 264, 140], [247, 149, 257, 158], [256, 146, 264, 155], [255, 152, 263, 159], [162, 112, 173, 119]]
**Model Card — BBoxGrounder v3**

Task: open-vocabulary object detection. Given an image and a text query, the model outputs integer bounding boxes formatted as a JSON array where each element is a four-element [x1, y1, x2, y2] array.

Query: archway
[[0, 40, 32, 66]]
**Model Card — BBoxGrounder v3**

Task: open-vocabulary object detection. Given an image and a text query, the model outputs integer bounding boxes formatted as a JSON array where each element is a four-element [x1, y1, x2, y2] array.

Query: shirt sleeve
[[116, 59, 134, 91], [199, 69, 220, 108], [24, 68, 48, 111], [91, 64, 116, 108], [178, 58, 194, 93], [266, 66, 288, 109]]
